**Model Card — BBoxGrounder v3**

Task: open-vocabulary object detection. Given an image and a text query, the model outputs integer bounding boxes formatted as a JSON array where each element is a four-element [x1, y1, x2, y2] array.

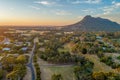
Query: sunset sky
[[0, 0, 120, 26]]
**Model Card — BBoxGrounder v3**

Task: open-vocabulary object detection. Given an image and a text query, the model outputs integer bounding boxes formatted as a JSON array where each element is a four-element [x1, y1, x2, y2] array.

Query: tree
[[74, 66, 81, 80], [82, 48, 87, 54], [7, 64, 26, 80], [92, 72, 106, 80], [16, 55, 27, 64], [1, 56, 16, 71]]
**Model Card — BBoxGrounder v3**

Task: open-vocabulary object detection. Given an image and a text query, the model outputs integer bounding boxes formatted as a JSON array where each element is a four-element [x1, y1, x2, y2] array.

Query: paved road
[[26, 42, 36, 80]]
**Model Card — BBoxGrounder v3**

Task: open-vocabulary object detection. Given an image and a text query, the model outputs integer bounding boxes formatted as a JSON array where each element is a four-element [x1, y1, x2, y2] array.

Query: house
[[2, 48, 10, 51], [3, 38, 11, 45], [96, 36, 102, 40], [102, 47, 106, 50], [21, 47, 28, 51]]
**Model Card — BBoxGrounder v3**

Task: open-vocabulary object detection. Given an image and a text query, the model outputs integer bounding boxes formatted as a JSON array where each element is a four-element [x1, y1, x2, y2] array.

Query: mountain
[[62, 15, 120, 31]]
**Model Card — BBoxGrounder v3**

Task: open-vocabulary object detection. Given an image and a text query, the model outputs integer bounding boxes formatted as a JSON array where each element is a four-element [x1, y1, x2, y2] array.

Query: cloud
[[114, 3, 120, 7], [29, 6, 40, 10], [102, 6, 114, 15], [82, 9, 94, 13], [34, 1, 55, 6], [54, 10, 72, 16], [112, 1, 115, 4], [85, 0, 101, 4], [103, 11, 110, 15], [102, 2, 120, 15], [72, 0, 81, 4], [72, 0, 101, 4]]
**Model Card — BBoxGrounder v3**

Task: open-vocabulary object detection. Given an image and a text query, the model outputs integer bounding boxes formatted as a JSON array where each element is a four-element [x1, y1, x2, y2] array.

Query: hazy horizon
[[0, 0, 120, 26]]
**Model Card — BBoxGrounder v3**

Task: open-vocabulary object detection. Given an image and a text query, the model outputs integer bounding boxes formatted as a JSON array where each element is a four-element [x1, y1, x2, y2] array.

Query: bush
[[51, 74, 63, 80], [82, 48, 87, 54], [117, 56, 120, 60], [33, 55, 37, 63]]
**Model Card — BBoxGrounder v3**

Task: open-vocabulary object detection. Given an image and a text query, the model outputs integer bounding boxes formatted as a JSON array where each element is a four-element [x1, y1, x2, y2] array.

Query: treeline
[[71, 41, 116, 55], [37, 40, 85, 64], [33, 55, 41, 80], [34, 43, 41, 80]]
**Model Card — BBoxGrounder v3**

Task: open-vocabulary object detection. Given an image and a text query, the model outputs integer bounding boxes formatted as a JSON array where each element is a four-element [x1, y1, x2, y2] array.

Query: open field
[[37, 57, 75, 80], [40, 66, 75, 80]]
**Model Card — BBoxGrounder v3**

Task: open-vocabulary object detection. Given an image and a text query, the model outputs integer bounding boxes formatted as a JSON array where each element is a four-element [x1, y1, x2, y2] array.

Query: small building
[[96, 36, 102, 39], [2, 48, 10, 51], [21, 47, 28, 51], [3, 38, 11, 45], [102, 47, 106, 50]]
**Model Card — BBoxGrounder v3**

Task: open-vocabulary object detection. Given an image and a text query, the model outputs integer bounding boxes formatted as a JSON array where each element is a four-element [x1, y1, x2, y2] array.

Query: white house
[[2, 48, 10, 51]]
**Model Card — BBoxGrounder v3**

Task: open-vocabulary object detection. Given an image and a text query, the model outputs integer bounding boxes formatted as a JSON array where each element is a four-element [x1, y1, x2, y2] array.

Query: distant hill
[[62, 15, 120, 31]]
